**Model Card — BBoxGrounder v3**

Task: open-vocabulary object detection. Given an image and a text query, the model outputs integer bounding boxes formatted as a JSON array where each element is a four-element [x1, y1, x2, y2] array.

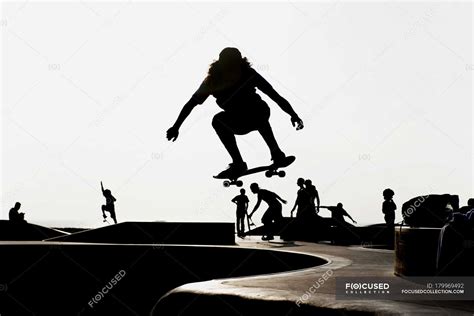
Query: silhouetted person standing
[[248, 183, 286, 241], [101, 181, 117, 224], [382, 188, 396, 229], [321, 203, 357, 225], [166, 47, 304, 178], [290, 178, 311, 218], [232, 189, 249, 237], [305, 179, 320, 214], [9, 202, 26, 224]]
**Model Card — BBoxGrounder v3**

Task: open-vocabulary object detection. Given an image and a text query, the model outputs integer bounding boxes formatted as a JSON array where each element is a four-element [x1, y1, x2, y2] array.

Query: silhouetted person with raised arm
[[382, 188, 396, 229], [321, 203, 357, 225], [101, 181, 117, 224], [166, 47, 304, 178], [290, 178, 311, 218], [305, 179, 320, 214], [459, 198, 474, 214], [9, 202, 26, 224], [232, 188, 249, 237], [248, 183, 286, 241]]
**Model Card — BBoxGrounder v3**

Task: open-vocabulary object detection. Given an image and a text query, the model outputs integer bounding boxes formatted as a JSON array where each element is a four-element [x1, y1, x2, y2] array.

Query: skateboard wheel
[[236, 180, 243, 187], [223, 180, 231, 187], [278, 170, 286, 177], [265, 170, 273, 178]]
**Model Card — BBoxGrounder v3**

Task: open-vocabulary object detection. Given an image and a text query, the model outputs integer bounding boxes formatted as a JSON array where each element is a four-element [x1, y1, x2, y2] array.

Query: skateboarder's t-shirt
[[258, 189, 281, 207], [329, 206, 348, 221], [192, 67, 268, 111], [232, 195, 249, 211]]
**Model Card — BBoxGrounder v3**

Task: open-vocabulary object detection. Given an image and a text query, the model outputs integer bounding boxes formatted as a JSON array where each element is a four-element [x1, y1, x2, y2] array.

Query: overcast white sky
[[1, 1, 472, 228]]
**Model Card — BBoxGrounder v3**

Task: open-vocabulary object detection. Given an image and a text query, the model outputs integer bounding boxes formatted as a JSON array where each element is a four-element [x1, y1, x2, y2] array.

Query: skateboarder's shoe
[[216, 162, 248, 179], [261, 235, 274, 241], [271, 152, 289, 167]]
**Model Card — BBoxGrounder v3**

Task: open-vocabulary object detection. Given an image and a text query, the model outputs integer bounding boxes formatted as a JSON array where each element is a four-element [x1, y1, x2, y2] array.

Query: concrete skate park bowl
[[0, 223, 327, 315]]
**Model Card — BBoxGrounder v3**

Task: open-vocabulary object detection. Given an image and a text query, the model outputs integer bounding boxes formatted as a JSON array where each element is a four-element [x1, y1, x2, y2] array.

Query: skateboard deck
[[214, 156, 296, 187]]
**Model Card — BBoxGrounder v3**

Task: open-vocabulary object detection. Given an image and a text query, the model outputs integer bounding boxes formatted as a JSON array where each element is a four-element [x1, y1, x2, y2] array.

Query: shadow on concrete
[[0, 242, 326, 315]]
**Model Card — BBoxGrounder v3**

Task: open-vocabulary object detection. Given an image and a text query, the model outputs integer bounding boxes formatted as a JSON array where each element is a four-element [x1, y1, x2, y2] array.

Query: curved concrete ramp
[[48, 221, 235, 245], [152, 241, 474, 315], [0, 220, 68, 241], [0, 242, 325, 315]]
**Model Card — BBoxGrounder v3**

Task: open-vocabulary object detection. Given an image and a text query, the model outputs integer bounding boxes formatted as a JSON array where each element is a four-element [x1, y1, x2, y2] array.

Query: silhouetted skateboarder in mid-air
[[101, 181, 117, 224], [166, 47, 304, 178], [248, 183, 286, 241], [231, 188, 249, 237]]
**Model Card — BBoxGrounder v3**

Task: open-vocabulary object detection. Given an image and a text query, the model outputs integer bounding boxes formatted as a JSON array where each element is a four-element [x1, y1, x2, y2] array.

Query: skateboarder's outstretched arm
[[343, 209, 357, 224], [255, 72, 304, 130], [100, 181, 105, 195], [274, 193, 287, 205], [167, 98, 200, 141], [249, 198, 262, 218]]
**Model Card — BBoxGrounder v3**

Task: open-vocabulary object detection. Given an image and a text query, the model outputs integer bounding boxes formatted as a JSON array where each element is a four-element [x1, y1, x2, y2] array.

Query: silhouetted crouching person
[[248, 183, 286, 241], [459, 198, 474, 214], [232, 189, 249, 237], [437, 210, 474, 275], [321, 203, 357, 226], [101, 181, 117, 224], [9, 202, 26, 224], [166, 47, 304, 178], [320, 203, 357, 244]]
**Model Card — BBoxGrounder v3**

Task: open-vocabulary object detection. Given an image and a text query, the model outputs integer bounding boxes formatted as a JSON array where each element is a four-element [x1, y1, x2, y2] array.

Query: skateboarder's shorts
[[102, 205, 116, 219], [212, 102, 270, 135], [262, 204, 282, 224], [236, 208, 247, 218]]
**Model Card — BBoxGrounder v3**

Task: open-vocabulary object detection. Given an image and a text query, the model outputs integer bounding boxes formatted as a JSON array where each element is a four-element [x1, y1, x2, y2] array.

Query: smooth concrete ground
[[154, 238, 474, 315]]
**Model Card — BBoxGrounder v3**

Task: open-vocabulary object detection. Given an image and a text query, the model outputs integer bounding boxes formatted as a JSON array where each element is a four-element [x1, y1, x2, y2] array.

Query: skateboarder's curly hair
[[205, 47, 251, 87]]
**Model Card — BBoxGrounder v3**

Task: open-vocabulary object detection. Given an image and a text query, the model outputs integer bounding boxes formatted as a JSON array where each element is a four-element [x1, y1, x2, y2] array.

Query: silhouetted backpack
[[402, 194, 459, 227]]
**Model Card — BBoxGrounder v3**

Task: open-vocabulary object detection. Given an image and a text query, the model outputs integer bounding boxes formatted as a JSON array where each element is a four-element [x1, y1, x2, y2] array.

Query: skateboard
[[214, 156, 296, 187]]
